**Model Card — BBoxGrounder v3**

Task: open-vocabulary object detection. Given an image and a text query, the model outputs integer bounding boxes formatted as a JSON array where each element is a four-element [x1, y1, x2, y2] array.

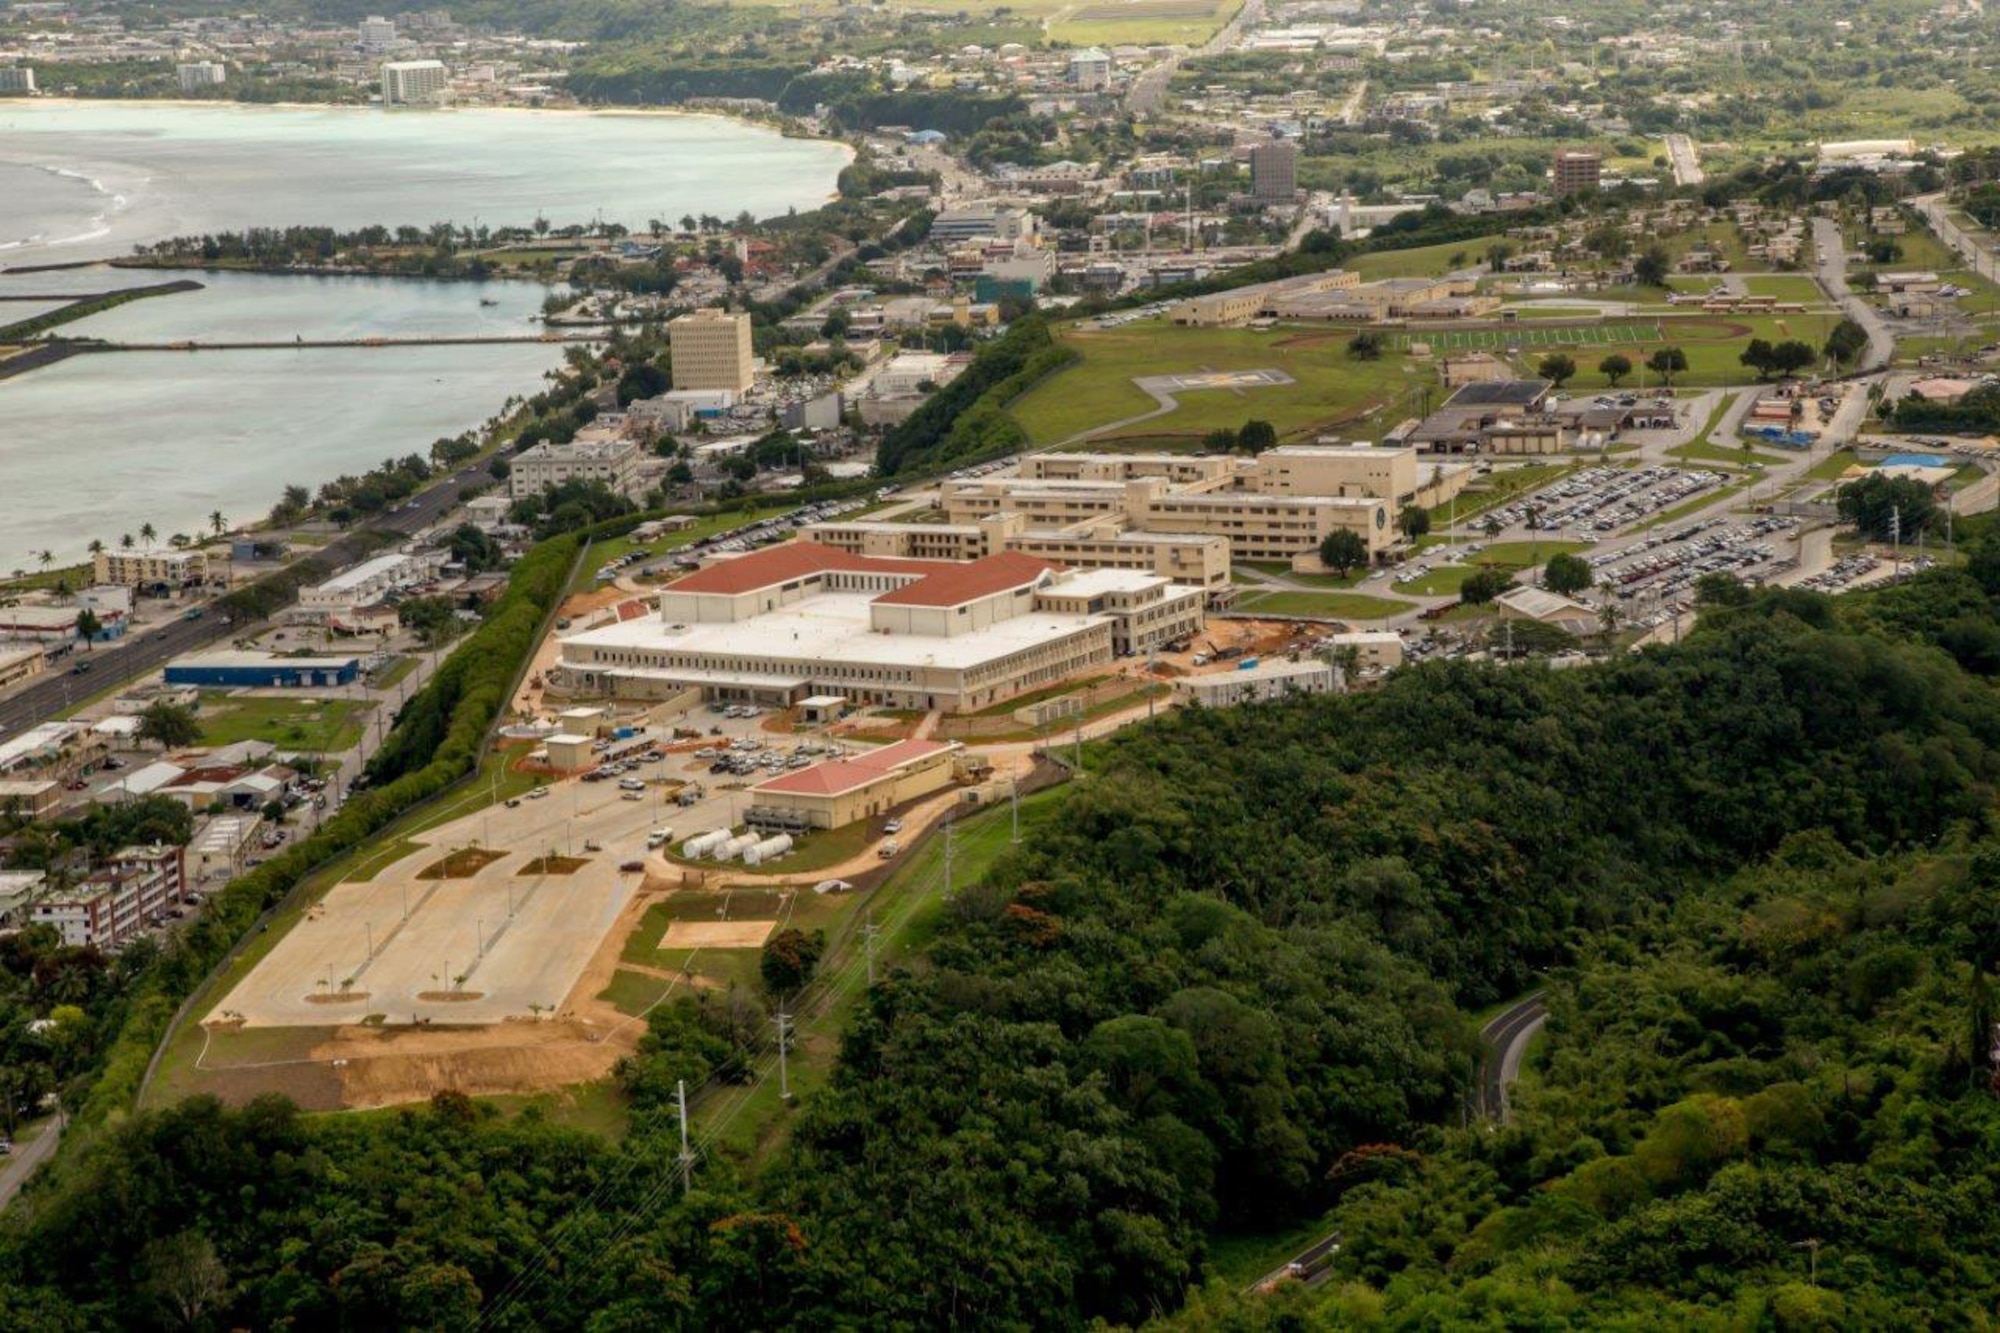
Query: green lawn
[[1010, 321, 1422, 447], [1233, 589, 1413, 620], [1740, 274, 1828, 303], [370, 656, 418, 690], [196, 694, 372, 752], [598, 968, 678, 1018], [1392, 542, 1583, 596]]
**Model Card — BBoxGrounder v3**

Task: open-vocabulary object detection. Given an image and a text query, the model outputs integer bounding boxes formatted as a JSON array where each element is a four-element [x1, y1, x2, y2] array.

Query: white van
[[646, 827, 674, 848]]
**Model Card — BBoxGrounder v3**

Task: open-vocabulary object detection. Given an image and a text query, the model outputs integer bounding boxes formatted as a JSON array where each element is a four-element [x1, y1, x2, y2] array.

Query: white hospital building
[[552, 542, 1204, 713]]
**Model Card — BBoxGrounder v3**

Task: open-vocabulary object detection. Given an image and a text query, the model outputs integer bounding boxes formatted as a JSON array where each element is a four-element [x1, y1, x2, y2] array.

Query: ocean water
[[0, 102, 849, 566], [0, 100, 851, 263], [0, 269, 563, 567]]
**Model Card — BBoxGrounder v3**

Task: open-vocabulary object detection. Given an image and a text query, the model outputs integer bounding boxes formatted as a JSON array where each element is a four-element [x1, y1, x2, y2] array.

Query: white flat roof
[[565, 590, 1112, 672], [1047, 568, 1172, 595], [546, 732, 593, 745], [314, 552, 418, 594]]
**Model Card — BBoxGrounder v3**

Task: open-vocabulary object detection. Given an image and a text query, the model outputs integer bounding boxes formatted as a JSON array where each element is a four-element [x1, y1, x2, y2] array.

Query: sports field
[[1406, 314, 1828, 391], [1394, 322, 1664, 352]]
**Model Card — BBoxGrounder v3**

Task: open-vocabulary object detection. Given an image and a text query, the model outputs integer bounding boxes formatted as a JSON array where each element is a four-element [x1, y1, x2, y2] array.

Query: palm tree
[[36, 550, 53, 571], [119, 533, 134, 550], [138, 522, 157, 546], [209, 510, 226, 537], [87, 538, 104, 557]]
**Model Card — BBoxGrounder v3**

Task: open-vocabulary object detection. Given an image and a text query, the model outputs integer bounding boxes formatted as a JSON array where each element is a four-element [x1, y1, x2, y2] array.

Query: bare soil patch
[[417, 848, 507, 879]]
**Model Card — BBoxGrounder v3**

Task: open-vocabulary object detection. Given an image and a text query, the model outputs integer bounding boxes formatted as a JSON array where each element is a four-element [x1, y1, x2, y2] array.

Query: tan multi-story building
[[93, 547, 208, 590], [802, 512, 1234, 602], [509, 432, 649, 500], [669, 307, 755, 393]]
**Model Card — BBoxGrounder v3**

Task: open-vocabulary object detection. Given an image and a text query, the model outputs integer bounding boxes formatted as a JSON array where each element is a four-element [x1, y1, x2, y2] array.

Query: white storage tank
[[714, 832, 760, 862], [681, 829, 729, 859], [743, 833, 793, 866]]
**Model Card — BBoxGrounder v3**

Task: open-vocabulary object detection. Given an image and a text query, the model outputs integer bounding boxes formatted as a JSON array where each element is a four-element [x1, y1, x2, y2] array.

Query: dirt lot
[[663, 919, 777, 949]]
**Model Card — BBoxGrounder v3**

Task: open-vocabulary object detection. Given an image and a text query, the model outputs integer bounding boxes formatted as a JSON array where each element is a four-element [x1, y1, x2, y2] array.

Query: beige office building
[[93, 548, 209, 589], [669, 308, 755, 393]]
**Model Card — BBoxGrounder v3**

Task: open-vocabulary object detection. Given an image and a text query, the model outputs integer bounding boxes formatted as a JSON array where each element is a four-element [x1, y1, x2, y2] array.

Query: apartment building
[[381, 59, 448, 105], [93, 547, 208, 590], [668, 308, 755, 393], [0, 68, 36, 93], [509, 433, 649, 501], [294, 550, 442, 625], [31, 844, 186, 949], [176, 61, 226, 91]]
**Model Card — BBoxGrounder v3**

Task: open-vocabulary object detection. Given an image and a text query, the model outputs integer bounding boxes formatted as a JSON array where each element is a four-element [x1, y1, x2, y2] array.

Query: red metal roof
[[663, 543, 943, 596], [871, 551, 1058, 608], [753, 739, 954, 798]]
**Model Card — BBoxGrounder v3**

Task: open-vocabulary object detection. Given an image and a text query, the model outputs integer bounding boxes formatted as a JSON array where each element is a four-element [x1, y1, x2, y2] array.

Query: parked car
[[619, 860, 644, 873]]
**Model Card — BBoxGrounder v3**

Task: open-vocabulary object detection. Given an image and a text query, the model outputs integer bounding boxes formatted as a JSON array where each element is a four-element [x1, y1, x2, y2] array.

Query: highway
[[1664, 133, 1704, 187], [0, 1116, 64, 1213], [1124, 0, 1263, 114], [0, 452, 494, 745], [1478, 993, 1548, 1123]]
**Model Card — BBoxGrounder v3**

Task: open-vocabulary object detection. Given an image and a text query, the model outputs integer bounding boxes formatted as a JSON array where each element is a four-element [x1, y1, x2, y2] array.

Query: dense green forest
[[7, 541, 2000, 1327]]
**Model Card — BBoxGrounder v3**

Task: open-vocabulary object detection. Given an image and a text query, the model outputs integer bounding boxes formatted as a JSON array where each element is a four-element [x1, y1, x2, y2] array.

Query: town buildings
[[552, 543, 1204, 713], [164, 650, 361, 689], [669, 308, 756, 393], [30, 844, 186, 949], [1177, 659, 1337, 707], [0, 67, 35, 93], [745, 738, 961, 830], [294, 551, 442, 626]]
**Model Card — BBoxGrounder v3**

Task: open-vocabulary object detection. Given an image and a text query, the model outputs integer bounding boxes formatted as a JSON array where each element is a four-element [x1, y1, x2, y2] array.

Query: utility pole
[[676, 1078, 694, 1195], [774, 1010, 793, 1101], [863, 913, 880, 985]]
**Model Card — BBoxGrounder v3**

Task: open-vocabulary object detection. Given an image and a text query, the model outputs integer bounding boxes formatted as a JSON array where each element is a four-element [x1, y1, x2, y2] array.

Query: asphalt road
[[1478, 992, 1548, 1123], [1665, 134, 1704, 187], [1812, 216, 1895, 372], [0, 1115, 64, 1213], [0, 455, 490, 745]]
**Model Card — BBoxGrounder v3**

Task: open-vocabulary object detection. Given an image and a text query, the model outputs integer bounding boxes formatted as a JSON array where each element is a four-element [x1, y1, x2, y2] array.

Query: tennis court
[[1392, 323, 1664, 352]]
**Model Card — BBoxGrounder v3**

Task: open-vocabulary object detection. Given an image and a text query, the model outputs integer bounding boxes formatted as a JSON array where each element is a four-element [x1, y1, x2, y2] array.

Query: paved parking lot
[[1494, 464, 1728, 536], [216, 706, 896, 1028]]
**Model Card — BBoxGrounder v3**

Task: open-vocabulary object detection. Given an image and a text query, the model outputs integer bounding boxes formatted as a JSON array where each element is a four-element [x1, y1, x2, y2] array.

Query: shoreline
[[7, 95, 855, 161], [0, 98, 853, 267]]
